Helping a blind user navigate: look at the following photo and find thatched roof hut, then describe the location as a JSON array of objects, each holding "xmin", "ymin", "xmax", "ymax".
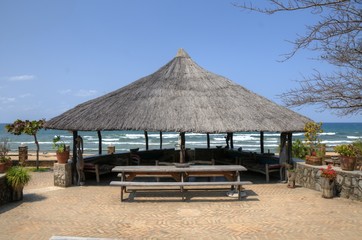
[{"xmin": 45, "ymin": 49, "xmax": 311, "ymax": 133}]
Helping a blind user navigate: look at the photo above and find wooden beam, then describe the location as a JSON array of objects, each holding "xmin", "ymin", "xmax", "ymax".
[
  {"xmin": 144, "ymin": 131, "xmax": 149, "ymax": 150},
  {"xmin": 207, "ymin": 133, "xmax": 210, "ymax": 149},
  {"xmin": 260, "ymin": 131, "xmax": 264, "ymax": 154},
  {"xmin": 97, "ymin": 131, "xmax": 102, "ymax": 155},
  {"xmin": 160, "ymin": 131, "xmax": 163, "ymax": 149}
]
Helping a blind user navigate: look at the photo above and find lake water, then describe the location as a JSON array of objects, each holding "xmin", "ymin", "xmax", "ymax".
[{"xmin": 1, "ymin": 122, "xmax": 361, "ymax": 154}]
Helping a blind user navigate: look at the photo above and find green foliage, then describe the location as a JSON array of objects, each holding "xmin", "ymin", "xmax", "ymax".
[
  {"xmin": 0, "ymin": 138, "xmax": 11, "ymax": 163},
  {"xmin": 53, "ymin": 135, "xmax": 67, "ymax": 153},
  {"xmin": 6, "ymin": 119, "xmax": 45, "ymax": 170},
  {"xmin": 304, "ymin": 122, "xmax": 323, "ymax": 154},
  {"xmin": 352, "ymin": 140, "xmax": 362, "ymax": 156},
  {"xmin": 6, "ymin": 166, "xmax": 31, "ymax": 189},
  {"xmin": 28, "ymin": 167, "xmax": 51, "ymax": 172},
  {"xmin": 292, "ymin": 139, "xmax": 309, "ymax": 159},
  {"xmin": 6, "ymin": 119, "xmax": 45, "ymax": 136},
  {"xmin": 334, "ymin": 144, "xmax": 357, "ymax": 157}
]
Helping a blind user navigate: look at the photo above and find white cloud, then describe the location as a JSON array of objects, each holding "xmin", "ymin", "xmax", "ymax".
[
  {"xmin": 58, "ymin": 89, "xmax": 98, "ymax": 97},
  {"xmin": 74, "ymin": 89, "xmax": 98, "ymax": 97},
  {"xmin": 0, "ymin": 97, "xmax": 16, "ymax": 104},
  {"xmin": 8, "ymin": 74, "xmax": 36, "ymax": 81},
  {"xmin": 19, "ymin": 93, "xmax": 32, "ymax": 98},
  {"xmin": 59, "ymin": 89, "xmax": 72, "ymax": 95}
]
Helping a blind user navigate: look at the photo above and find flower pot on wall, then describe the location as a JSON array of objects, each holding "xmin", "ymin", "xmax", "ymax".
[
  {"xmin": 340, "ymin": 156, "xmax": 356, "ymax": 171},
  {"xmin": 305, "ymin": 155, "xmax": 322, "ymax": 166},
  {"xmin": 56, "ymin": 151, "xmax": 70, "ymax": 164}
]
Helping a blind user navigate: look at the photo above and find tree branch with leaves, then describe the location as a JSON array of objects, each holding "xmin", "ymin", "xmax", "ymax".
[
  {"xmin": 6, "ymin": 119, "xmax": 45, "ymax": 170},
  {"xmin": 234, "ymin": 0, "xmax": 362, "ymax": 116}
]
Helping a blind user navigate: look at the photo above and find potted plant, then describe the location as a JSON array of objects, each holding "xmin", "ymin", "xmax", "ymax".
[
  {"xmin": 304, "ymin": 122, "xmax": 323, "ymax": 165},
  {"xmin": 0, "ymin": 138, "xmax": 12, "ymax": 173},
  {"xmin": 334, "ymin": 144, "xmax": 358, "ymax": 171},
  {"xmin": 53, "ymin": 135, "xmax": 70, "ymax": 164},
  {"xmin": 320, "ymin": 164, "xmax": 337, "ymax": 198},
  {"xmin": 6, "ymin": 166, "xmax": 31, "ymax": 201}
]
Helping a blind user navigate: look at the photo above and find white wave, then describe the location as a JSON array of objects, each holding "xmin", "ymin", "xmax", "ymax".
[
  {"xmin": 318, "ymin": 132, "xmax": 336, "ymax": 136},
  {"xmin": 102, "ymin": 138, "xmax": 120, "ymax": 142},
  {"xmin": 163, "ymin": 134, "xmax": 179, "ymax": 139},
  {"xmin": 322, "ymin": 140, "xmax": 353, "ymax": 144},
  {"xmin": 233, "ymin": 136, "xmax": 259, "ymax": 141},
  {"xmin": 347, "ymin": 136, "xmax": 362, "ymax": 139},
  {"xmin": 292, "ymin": 133, "xmax": 304, "ymax": 136},
  {"xmin": 60, "ymin": 135, "xmax": 73, "ymax": 139},
  {"xmin": 122, "ymin": 134, "xmax": 144, "ymax": 139},
  {"xmin": 37, "ymin": 141, "xmax": 56, "ymax": 144}
]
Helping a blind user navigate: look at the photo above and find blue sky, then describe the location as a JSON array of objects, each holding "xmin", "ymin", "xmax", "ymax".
[{"xmin": 0, "ymin": 0, "xmax": 360, "ymax": 123}]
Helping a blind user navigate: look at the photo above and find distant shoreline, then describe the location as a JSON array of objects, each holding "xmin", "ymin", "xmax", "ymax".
[{"xmin": 8, "ymin": 150, "xmax": 340, "ymax": 162}]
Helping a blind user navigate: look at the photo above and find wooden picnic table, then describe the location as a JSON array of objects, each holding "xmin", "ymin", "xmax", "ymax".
[{"xmin": 110, "ymin": 165, "xmax": 251, "ymax": 201}]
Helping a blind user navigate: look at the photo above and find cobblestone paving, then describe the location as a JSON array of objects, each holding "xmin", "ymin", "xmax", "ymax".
[{"xmin": 0, "ymin": 171, "xmax": 361, "ymax": 240}]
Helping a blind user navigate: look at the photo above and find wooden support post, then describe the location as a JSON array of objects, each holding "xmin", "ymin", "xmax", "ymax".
[
  {"xmin": 279, "ymin": 132, "xmax": 288, "ymax": 164},
  {"xmin": 260, "ymin": 131, "xmax": 264, "ymax": 154},
  {"xmin": 230, "ymin": 132, "xmax": 234, "ymax": 149},
  {"xmin": 180, "ymin": 132, "xmax": 186, "ymax": 163},
  {"xmin": 72, "ymin": 131, "xmax": 78, "ymax": 185},
  {"xmin": 97, "ymin": 130, "xmax": 102, "ymax": 155},
  {"xmin": 144, "ymin": 131, "xmax": 149, "ymax": 150},
  {"xmin": 207, "ymin": 133, "xmax": 210, "ymax": 149},
  {"xmin": 287, "ymin": 132, "xmax": 293, "ymax": 164},
  {"xmin": 160, "ymin": 131, "xmax": 163, "ymax": 149}
]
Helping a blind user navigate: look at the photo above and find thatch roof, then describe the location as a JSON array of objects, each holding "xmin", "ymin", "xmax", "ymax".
[{"xmin": 45, "ymin": 49, "xmax": 311, "ymax": 133}]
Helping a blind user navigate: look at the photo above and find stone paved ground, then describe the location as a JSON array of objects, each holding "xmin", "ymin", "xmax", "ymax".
[{"xmin": 0, "ymin": 170, "xmax": 361, "ymax": 240}]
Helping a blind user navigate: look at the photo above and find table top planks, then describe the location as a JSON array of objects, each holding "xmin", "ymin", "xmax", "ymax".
[{"xmin": 112, "ymin": 165, "xmax": 247, "ymax": 173}]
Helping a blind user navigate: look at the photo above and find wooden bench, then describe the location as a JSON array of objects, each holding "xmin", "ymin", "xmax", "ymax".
[
  {"xmin": 110, "ymin": 180, "xmax": 253, "ymax": 201},
  {"xmin": 246, "ymin": 163, "xmax": 284, "ymax": 183},
  {"xmin": 83, "ymin": 163, "xmax": 113, "ymax": 183}
]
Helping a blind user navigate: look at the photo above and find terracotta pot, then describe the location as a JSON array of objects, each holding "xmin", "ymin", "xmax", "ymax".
[
  {"xmin": 305, "ymin": 155, "xmax": 322, "ymax": 166},
  {"xmin": 5, "ymin": 161, "xmax": 12, "ymax": 171},
  {"xmin": 340, "ymin": 156, "xmax": 356, "ymax": 171},
  {"xmin": 11, "ymin": 187, "xmax": 24, "ymax": 201},
  {"xmin": 321, "ymin": 177, "xmax": 335, "ymax": 199},
  {"xmin": 56, "ymin": 151, "xmax": 70, "ymax": 164},
  {"xmin": 0, "ymin": 163, "xmax": 5, "ymax": 173}
]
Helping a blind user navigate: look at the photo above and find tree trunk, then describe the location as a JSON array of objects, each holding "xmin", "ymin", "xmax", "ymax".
[{"xmin": 33, "ymin": 134, "xmax": 39, "ymax": 170}]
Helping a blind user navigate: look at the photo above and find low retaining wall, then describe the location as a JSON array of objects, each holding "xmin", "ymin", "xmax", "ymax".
[
  {"xmin": 0, "ymin": 174, "xmax": 12, "ymax": 206},
  {"xmin": 296, "ymin": 162, "xmax": 362, "ymax": 201}
]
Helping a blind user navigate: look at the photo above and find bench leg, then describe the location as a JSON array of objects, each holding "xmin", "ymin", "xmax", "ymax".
[
  {"xmin": 265, "ymin": 165, "xmax": 270, "ymax": 183},
  {"xmin": 120, "ymin": 186, "xmax": 124, "ymax": 202},
  {"xmin": 279, "ymin": 167, "xmax": 284, "ymax": 182},
  {"xmin": 95, "ymin": 164, "xmax": 100, "ymax": 183}
]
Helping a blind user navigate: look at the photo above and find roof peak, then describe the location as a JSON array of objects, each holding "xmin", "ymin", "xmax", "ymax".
[{"xmin": 176, "ymin": 48, "xmax": 190, "ymax": 58}]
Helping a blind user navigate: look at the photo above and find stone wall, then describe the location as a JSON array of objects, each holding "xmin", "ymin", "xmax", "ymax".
[
  {"xmin": 0, "ymin": 174, "xmax": 12, "ymax": 206},
  {"xmin": 296, "ymin": 162, "xmax": 362, "ymax": 201},
  {"xmin": 54, "ymin": 163, "xmax": 72, "ymax": 187}
]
